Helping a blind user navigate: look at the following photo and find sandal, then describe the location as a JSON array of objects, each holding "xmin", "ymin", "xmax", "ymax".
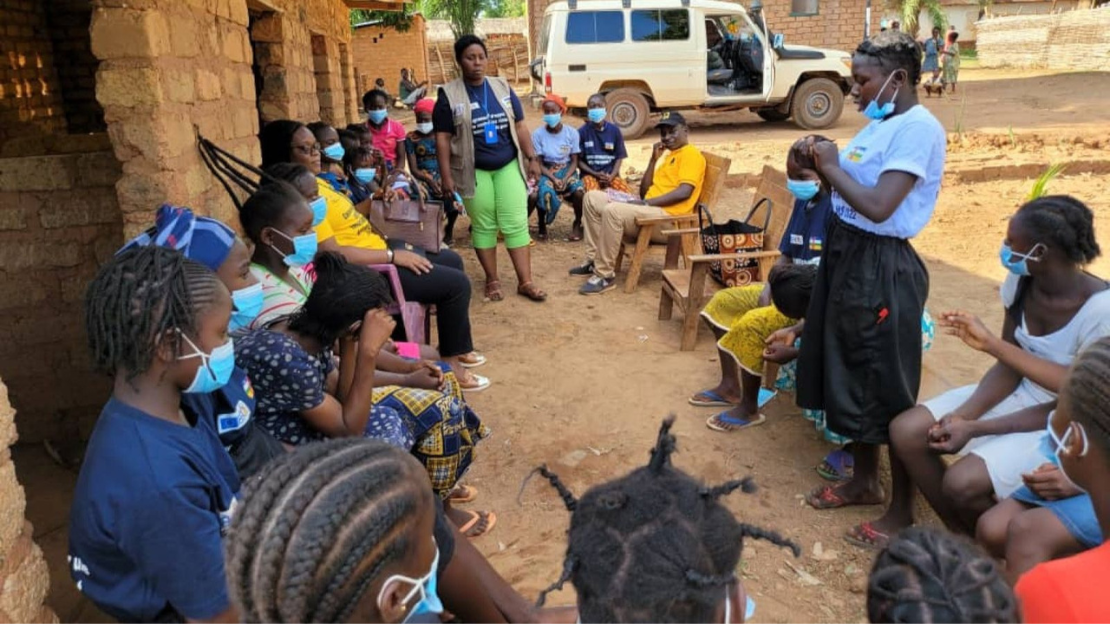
[
  {"xmin": 816, "ymin": 449, "xmax": 855, "ymax": 482},
  {"xmin": 517, "ymin": 282, "xmax": 548, "ymax": 302},
  {"xmin": 567, "ymin": 225, "xmax": 584, "ymax": 242},
  {"xmin": 459, "ymin": 373, "xmax": 491, "ymax": 393},
  {"xmin": 805, "ymin": 484, "xmax": 882, "ymax": 510},
  {"xmin": 845, "ymin": 522, "xmax": 892, "ymax": 550},
  {"xmin": 688, "ymin": 389, "xmax": 735, "ymax": 408},
  {"xmin": 484, "ymin": 279, "xmax": 504, "ymax": 302},
  {"xmin": 706, "ymin": 411, "xmax": 766, "ymax": 432},
  {"xmin": 458, "ymin": 352, "xmax": 486, "ymax": 368},
  {"xmin": 448, "ymin": 484, "xmax": 479, "ymax": 504},
  {"xmin": 457, "ymin": 510, "xmax": 498, "ymax": 538}
]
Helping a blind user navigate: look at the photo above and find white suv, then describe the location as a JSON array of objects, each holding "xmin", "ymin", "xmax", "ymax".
[{"xmin": 530, "ymin": 0, "xmax": 855, "ymax": 138}]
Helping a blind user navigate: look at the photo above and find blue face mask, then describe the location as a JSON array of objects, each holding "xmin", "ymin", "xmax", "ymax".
[
  {"xmin": 862, "ymin": 71, "xmax": 901, "ymax": 120},
  {"xmin": 309, "ymin": 196, "xmax": 327, "ymax": 227},
  {"xmin": 787, "ymin": 178, "xmax": 821, "ymax": 201},
  {"xmin": 355, "ymin": 168, "xmax": 377, "ymax": 185},
  {"xmin": 229, "ymin": 283, "xmax": 263, "ymax": 332},
  {"xmin": 322, "ymin": 143, "xmax": 345, "ymax": 161},
  {"xmin": 543, "ymin": 113, "xmax": 562, "ymax": 128},
  {"xmin": 1043, "ymin": 411, "xmax": 1089, "ymax": 492},
  {"xmin": 179, "ymin": 335, "xmax": 235, "ymax": 394},
  {"xmin": 378, "ymin": 539, "xmax": 443, "ymax": 621},
  {"xmin": 587, "ymin": 108, "xmax": 607, "ymax": 123},
  {"xmin": 271, "ymin": 229, "xmax": 318, "ymax": 268},
  {"xmin": 999, "ymin": 242, "xmax": 1044, "ymax": 276},
  {"xmin": 368, "ymin": 109, "xmax": 388, "ymax": 125}
]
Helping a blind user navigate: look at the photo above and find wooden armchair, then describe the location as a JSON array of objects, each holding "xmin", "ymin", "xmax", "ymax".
[
  {"xmin": 615, "ymin": 151, "xmax": 732, "ymax": 293},
  {"xmin": 658, "ymin": 165, "xmax": 794, "ymax": 351}
]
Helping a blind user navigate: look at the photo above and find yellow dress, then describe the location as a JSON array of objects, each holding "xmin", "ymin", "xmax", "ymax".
[{"xmin": 701, "ymin": 284, "xmax": 797, "ymax": 375}]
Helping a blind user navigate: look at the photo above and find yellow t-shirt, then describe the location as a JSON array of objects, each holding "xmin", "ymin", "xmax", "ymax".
[
  {"xmin": 645, "ymin": 144, "xmax": 707, "ymax": 216},
  {"xmin": 315, "ymin": 178, "xmax": 387, "ymax": 251}
]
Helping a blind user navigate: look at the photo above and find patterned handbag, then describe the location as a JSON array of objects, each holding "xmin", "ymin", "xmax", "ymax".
[{"xmin": 698, "ymin": 198, "xmax": 773, "ymax": 287}]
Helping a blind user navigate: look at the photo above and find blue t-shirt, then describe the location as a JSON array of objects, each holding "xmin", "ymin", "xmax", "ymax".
[
  {"xmin": 432, "ymin": 81, "xmax": 525, "ymax": 171},
  {"xmin": 69, "ymin": 398, "xmax": 240, "ymax": 622},
  {"xmin": 779, "ymin": 193, "xmax": 833, "ymax": 263},
  {"xmin": 532, "ymin": 124, "xmax": 580, "ymax": 167},
  {"xmin": 578, "ymin": 121, "xmax": 628, "ymax": 175}
]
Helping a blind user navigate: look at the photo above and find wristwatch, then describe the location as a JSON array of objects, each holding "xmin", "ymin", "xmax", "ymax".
[{"xmin": 387, "ymin": 249, "xmax": 395, "ymax": 264}]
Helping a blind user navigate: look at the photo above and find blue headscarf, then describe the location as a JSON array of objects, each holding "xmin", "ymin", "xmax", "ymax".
[{"xmin": 121, "ymin": 204, "xmax": 237, "ymax": 271}]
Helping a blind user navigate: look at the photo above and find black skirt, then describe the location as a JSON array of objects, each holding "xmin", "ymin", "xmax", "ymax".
[{"xmin": 797, "ymin": 216, "xmax": 929, "ymax": 445}]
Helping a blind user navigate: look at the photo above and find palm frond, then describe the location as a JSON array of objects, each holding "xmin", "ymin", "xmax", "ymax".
[{"xmin": 1026, "ymin": 163, "xmax": 1066, "ymax": 201}]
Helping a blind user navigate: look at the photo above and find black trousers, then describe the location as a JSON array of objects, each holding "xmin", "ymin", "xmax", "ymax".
[{"xmin": 391, "ymin": 242, "xmax": 474, "ymax": 357}]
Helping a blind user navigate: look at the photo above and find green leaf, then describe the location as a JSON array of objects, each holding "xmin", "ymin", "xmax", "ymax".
[{"xmin": 1026, "ymin": 163, "xmax": 1066, "ymax": 201}]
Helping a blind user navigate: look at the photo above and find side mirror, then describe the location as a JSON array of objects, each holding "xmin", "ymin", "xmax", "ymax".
[{"xmin": 773, "ymin": 33, "xmax": 784, "ymax": 48}]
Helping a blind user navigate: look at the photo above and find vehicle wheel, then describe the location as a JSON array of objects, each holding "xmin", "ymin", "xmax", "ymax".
[
  {"xmin": 791, "ymin": 78, "xmax": 844, "ymax": 130},
  {"xmin": 756, "ymin": 108, "xmax": 791, "ymax": 122},
  {"xmin": 605, "ymin": 88, "xmax": 651, "ymax": 140}
]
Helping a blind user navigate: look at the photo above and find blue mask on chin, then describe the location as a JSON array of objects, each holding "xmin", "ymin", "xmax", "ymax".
[
  {"xmin": 229, "ymin": 283, "xmax": 263, "ymax": 332},
  {"xmin": 862, "ymin": 71, "xmax": 901, "ymax": 120},
  {"xmin": 787, "ymin": 178, "xmax": 821, "ymax": 201}
]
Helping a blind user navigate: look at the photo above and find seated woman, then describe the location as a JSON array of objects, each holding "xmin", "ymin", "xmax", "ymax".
[
  {"xmin": 122, "ymin": 205, "xmax": 286, "ymax": 481},
  {"xmin": 407, "ymin": 97, "xmax": 464, "ymax": 246},
  {"xmin": 258, "ymin": 119, "xmax": 489, "ymax": 391},
  {"xmin": 530, "ymin": 94, "xmax": 584, "ymax": 242},
  {"xmin": 307, "ymin": 121, "xmax": 348, "ymax": 194},
  {"xmin": 689, "ymin": 137, "xmax": 830, "ymax": 431},
  {"xmin": 577, "ymin": 93, "xmax": 633, "ymax": 205},
  {"xmin": 854, "ymin": 195, "xmax": 1109, "ymax": 549},
  {"xmin": 234, "ymin": 251, "xmax": 494, "ymax": 536}
]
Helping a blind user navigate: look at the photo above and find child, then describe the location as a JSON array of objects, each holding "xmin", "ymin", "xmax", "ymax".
[
  {"xmin": 868, "ymin": 527, "xmax": 1016, "ymax": 623},
  {"xmin": 942, "ymin": 31, "xmax": 960, "ymax": 93},
  {"xmin": 530, "ymin": 93, "xmax": 584, "ymax": 242},
  {"xmin": 577, "ymin": 93, "xmax": 633, "ymax": 199},
  {"xmin": 308, "ymin": 121, "xmax": 348, "ymax": 194},
  {"xmin": 921, "ymin": 27, "xmax": 944, "ymax": 98},
  {"xmin": 69, "ymin": 246, "xmax": 240, "ymax": 622},
  {"xmin": 346, "ymin": 122, "xmax": 374, "ymax": 150},
  {"xmin": 344, "ymin": 144, "xmax": 388, "ymax": 205},
  {"xmin": 364, "ymin": 87, "xmax": 408, "ymax": 171},
  {"xmin": 407, "ymin": 97, "xmax": 463, "ymax": 245},
  {"xmin": 1016, "ymin": 337, "xmax": 1110, "ymax": 623},
  {"xmin": 226, "ymin": 438, "xmax": 444, "ymax": 623},
  {"xmin": 530, "ymin": 416, "xmax": 800, "ymax": 623}
]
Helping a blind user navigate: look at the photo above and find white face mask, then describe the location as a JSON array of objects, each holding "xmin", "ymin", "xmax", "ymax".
[
  {"xmin": 416, "ymin": 122, "xmax": 434, "ymax": 134},
  {"xmin": 1046, "ymin": 413, "xmax": 1090, "ymax": 491}
]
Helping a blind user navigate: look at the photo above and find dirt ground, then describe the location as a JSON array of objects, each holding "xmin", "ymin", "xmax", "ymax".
[{"xmin": 18, "ymin": 67, "xmax": 1110, "ymax": 623}]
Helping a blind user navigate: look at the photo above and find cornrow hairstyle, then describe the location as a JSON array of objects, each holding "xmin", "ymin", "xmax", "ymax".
[
  {"xmin": 287, "ymin": 252, "xmax": 393, "ymax": 347},
  {"xmin": 856, "ymin": 30, "xmax": 923, "ymax": 86},
  {"xmin": 788, "ymin": 134, "xmax": 832, "ymax": 171},
  {"xmin": 85, "ymin": 246, "xmax": 223, "ymax": 382},
  {"xmin": 198, "ymin": 134, "xmax": 268, "ymax": 211},
  {"xmin": 453, "ymin": 34, "xmax": 487, "ymax": 64},
  {"xmin": 532, "ymin": 416, "xmax": 800, "ymax": 623},
  {"xmin": 260, "ymin": 119, "xmax": 308, "ymax": 169},
  {"xmin": 1061, "ymin": 336, "xmax": 1110, "ymax": 456},
  {"xmin": 239, "ymin": 182, "xmax": 310, "ymax": 246},
  {"xmin": 225, "ymin": 438, "xmax": 434, "ymax": 623},
  {"xmin": 769, "ymin": 263, "xmax": 818, "ymax": 320},
  {"xmin": 1015, "ymin": 195, "xmax": 1101, "ymax": 265},
  {"xmin": 867, "ymin": 527, "xmax": 1015, "ymax": 623},
  {"xmin": 363, "ymin": 88, "xmax": 390, "ymax": 111}
]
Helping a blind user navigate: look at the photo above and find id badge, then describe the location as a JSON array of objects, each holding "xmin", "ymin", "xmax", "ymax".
[{"xmin": 483, "ymin": 121, "xmax": 497, "ymax": 144}]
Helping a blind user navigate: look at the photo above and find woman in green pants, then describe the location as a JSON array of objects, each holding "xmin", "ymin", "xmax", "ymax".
[{"xmin": 434, "ymin": 35, "xmax": 547, "ymax": 302}]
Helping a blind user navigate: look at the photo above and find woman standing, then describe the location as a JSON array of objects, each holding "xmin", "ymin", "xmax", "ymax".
[
  {"xmin": 434, "ymin": 34, "xmax": 547, "ymax": 302},
  {"xmin": 797, "ymin": 32, "xmax": 947, "ymax": 520},
  {"xmin": 922, "ymin": 27, "xmax": 943, "ymax": 90}
]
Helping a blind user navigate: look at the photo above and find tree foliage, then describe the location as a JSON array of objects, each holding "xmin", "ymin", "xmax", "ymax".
[
  {"xmin": 886, "ymin": 0, "xmax": 946, "ymax": 34},
  {"xmin": 484, "ymin": 0, "xmax": 526, "ymax": 17},
  {"xmin": 419, "ymin": 0, "xmax": 486, "ymax": 38},
  {"xmin": 349, "ymin": 5, "xmax": 417, "ymax": 31}
]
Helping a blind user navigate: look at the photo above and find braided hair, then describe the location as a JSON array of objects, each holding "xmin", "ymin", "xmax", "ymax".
[
  {"xmin": 531, "ymin": 416, "xmax": 800, "ymax": 623},
  {"xmin": 287, "ymin": 252, "xmax": 393, "ymax": 347},
  {"xmin": 769, "ymin": 263, "xmax": 818, "ymax": 320},
  {"xmin": 1015, "ymin": 195, "xmax": 1101, "ymax": 265},
  {"xmin": 1061, "ymin": 336, "xmax": 1110, "ymax": 455},
  {"xmin": 856, "ymin": 31, "xmax": 923, "ymax": 86},
  {"xmin": 225, "ymin": 438, "xmax": 434, "ymax": 623},
  {"xmin": 238, "ymin": 182, "xmax": 309, "ymax": 246},
  {"xmin": 788, "ymin": 134, "xmax": 832, "ymax": 172},
  {"xmin": 868, "ymin": 527, "xmax": 1015, "ymax": 623},
  {"xmin": 85, "ymin": 246, "xmax": 223, "ymax": 382}
]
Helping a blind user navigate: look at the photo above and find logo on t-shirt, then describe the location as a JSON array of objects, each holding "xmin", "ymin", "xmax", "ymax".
[
  {"xmin": 809, "ymin": 237, "xmax": 823, "ymax": 252},
  {"xmin": 790, "ymin": 234, "xmax": 804, "ymax": 245},
  {"xmin": 846, "ymin": 146, "xmax": 866, "ymax": 163},
  {"xmin": 243, "ymin": 377, "xmax": 254, "ymax": 399}
]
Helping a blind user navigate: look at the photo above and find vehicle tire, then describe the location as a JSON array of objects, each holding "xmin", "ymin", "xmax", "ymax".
[
  {"xmin": 605, "ymin": 88, "xmax": 651, "ymax": 140},
  {"xmin": 756, "ymin": 108, "xmax": 791, "ymax": 122},
  {"xmin": 790, "ymin": 78, "xmax": 844, "ymax": 130}
]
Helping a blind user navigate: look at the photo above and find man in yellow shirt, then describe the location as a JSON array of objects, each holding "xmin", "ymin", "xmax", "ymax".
[{"xmin": 571, "ymin": 112, "xmax": 706, "ymax": 295}]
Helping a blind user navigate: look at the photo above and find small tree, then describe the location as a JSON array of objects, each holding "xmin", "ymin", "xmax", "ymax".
[
  {"xmin": 349, "ymin": 6, "xmax": 417, "ymax": 31},
  {"xmin": 887, "ymin": 0, "xmax": 946, "ymax": 35},
  {"xmin": 420, "ymin": 0, "xmax": 488, "ymax": 38}
]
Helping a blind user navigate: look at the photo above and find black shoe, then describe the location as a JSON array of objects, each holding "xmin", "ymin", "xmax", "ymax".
[{"xmin": 569, "ymin": 261, "xmax": 594, "ymax": 276}]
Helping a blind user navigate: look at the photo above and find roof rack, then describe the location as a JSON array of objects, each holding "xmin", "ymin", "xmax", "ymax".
[{"xmin": 568, "ymin": 0, "xmax": 690, "ymax": 8}]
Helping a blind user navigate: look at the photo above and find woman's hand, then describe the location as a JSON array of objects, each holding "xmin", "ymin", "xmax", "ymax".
[
  {"xmin": 811, "ymin": 140, "xmax": 839, "ymax": 176},
  {"xmin": 359, "ymin": 309, "xmax": 396, "ymax": 355},
  {"xmin": 527, "ymin": 157, "xmax": 543, "ymax": 181},
  {"xmin": 441, "ymin": 174, "xmax": 457, "ymax": 197},
  {"xmin": 1022, "ymin": 463, "xmax": 1083, "ymax": 501},
  {"xmin": 429, "ymin": 177, "xmax": 443, "ymax": 196},
  {"xmin": 766, "ymin": 322, "xmax": 804, "ymax": 347},
  {"xmin": 392, "ymin": 249, "xmax": 434, "ymax": 275},
  {"xmin": 940, "ymin": 310, "xmax": 999, "ymax": 354},
  {"xmin": 927, "ymin": 413, "xmax": 978, "ymax": 454},
  {"xmin": 404, "ymin": 361, "xmax": 446, "ymax": 390},
  {"xmin": 763, "ymin": 343, "xmax": 799, "ymax": 364}
]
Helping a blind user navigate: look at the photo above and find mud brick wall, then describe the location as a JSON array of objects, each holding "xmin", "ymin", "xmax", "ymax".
[
  {"xmin": 351, "ymin": 15, "xmax": 430, "ymax": 102},
  {"xmin": 0, "ymin": 135, "xmax": 122, "ymax": 444},
  {"xmin": 0, "ymin": 0, "xmax": 69, "ymax": 141},
  {"xmin": 977, "ymin": 7, "xmax": 1110, "ymax": 71},
  {"xmin": 0, "ymin": 381, "xmax": 57, "ymax": 623},
  {"xmin": 46, "ymin": 0, "xmax": 105, "ymax": 134}
]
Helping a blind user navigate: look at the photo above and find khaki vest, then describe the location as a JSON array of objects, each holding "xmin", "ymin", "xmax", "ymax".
[{"xmin": 441, "ymin": 76, "xmax": 528, "ymax": 198}]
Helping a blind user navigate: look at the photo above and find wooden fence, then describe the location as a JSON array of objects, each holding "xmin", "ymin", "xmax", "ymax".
[{"xmin": 427, "ymin": 35, "xmax": 532, "ymax": 86}]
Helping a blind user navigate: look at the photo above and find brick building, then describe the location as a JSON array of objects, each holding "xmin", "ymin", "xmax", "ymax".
[
  {"xmin": 0, "ymin": 0, "xmax": 396, "ymax": 617},
  {"xmin": 351, "ymin": 13, "xmax": 430, "ymax": 103}
]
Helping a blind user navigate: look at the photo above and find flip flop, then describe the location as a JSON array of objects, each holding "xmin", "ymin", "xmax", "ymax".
[
  {"xmin": 816, "ymin": 449, "xmax": 855, "ymax": 482},
  {"xmin": 458, "ymin": 352, "xmax": 486, "ymax": 368},
  {"xmin": 689, "ymin": 390, "xmax": 735, "ymax": 408},
  {"xmin": 459, "ymin": 374, "xmax": 491, "ymax": 393},
  {"xmin": 448, "ymin": 484, "xmax": 478, "ymax": 504},
  {"xmin": 706, "ymin": 411, "xmax": 766, "ymax": 433},
  {"xmin": 458, "ymin": 510, "xmax": 498, "ymax": 538},
  {"xmin": 844, "ymin": 522, "xmax": 891, "ymax": 550}
]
